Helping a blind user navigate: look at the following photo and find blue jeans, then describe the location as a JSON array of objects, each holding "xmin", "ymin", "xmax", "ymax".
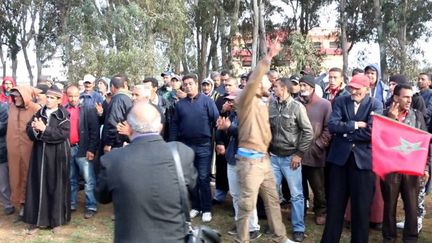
[
  {"xmin": 188, "ymin": 143, "xmax": 212, "ymax": 213},
  {"xmin": 227, "ymin": 163, "xmax": 260, "ymax": 232},
  {"xmin": 271, "ymin": 155, "xmax": 305, "ymax": 232},
  {"xmin": 70, "ymin": 146, "xmax": 97, "ymax": 211}
]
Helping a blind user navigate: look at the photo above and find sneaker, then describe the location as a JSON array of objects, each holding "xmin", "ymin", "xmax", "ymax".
[
  {"xmin": 228, "ymin": 225, "xmax": 237, "ymax": 235},
  {"xmin": 70, "ymin": 206, "xmax": 77, "ymax": 212},
  {"xmin": 396, "ymin": 220, "xmax": 405, "ymax": 229},
  {"xmin": 190, "ymin": 209, "xmax": 200, "ymax": 218},
  {"xmin": 84, "ymin": 209, "xmax": 96, "ymax": 219},
  {"xmin": 4, "ymin": 206, "xmax": 15, "ymax": 215},
  {"xmin": 249, "ymin": 230, "xmax": 262, "ymax": 240},
  {"xmin": 292, "ymin": 231, "xmax": 305, "ymax": 242},
  {"xmin": 418, "ymin": 218, "xmax": 423, "ymax": 232},
  {"xmin": 202, "ymin": 212, "xmax": 212, "ymax": 222}
]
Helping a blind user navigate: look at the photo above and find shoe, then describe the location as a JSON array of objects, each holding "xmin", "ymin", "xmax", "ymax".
[
  {"xmin": 369, "ymin": 222, "xmax": 382, "ymax": 231},
  {"xmin": 84, "ymin": 209, "xmax": 96, "ymax": 219},
  {"xmin": 26, "ymin": 225, "xmax": 39, "ymax": 235},
  {"xmin": 202, "ymin": 212, "xmax": 212, "ymax": 222},
  {"xmin": 344, "ymin": 220, "xmax": 351, "ymax": 229},
  {"xmin": 212, "ymin": 199, "xmax": 223, "ymax": 205},
  {"xmin": 228, "ymin": 225, "xmax": 237, "ymax": 235},
  {"xmin": 70, "ymin": 206, "xmax": 77, "ymax": 212},
  {"xmin": 190, "ymin": 209, "xmax": 200, "ymax": 218},
  {"xmin": 315, "ymin": 215, "xmax": 326, "ymax": 225},
  {"xmin": 4, "ymin": 206, "xmax": 15, "ymax": 215},
  {"xmin": 111, "ymin": 214, "xmax": 115, "ymax": 221},
  {"xmin": 306, "ymin": 200, "xmax": 310, "ymax": 209},
  {"xmin": 264, "ymin": 226, "xmax": 272, "ymax": 235},
  {"xmin": 418, "ymin": 218, "xmax": 423, "ymax": 233},
  {"xmin": 249, "ymin": 230, "xmax": 262, "ymax": 240},
  {"xmin": 396, "ymin": 220, "xmax": 405, "ymax": 229},
  {"xmin": 292, "ymin": 231, "xmax": 305, "ymax": 242},
  {"xmin": 52, "ymin": 226, "xmax": 62, "ymax": 233}
]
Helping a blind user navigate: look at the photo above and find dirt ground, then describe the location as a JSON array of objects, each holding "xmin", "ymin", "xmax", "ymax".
[{"xmin": 0, "ymin": 191, "xmax": 431, "ymax": 242}]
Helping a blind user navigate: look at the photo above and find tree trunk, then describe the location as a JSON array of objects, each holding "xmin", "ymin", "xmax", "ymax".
[
  {"xmin": 258, "ymin": 0, "xmax": 267, "ymax": 60},
  {"xmin": 221, "ymin": 0, "xmax": 240, "ymax": 71},
  {"xmin": 340, "ymin": 0, "xmax": 349, "ymax": 82},
  {"xmin": 0, "ymin": 47, "xmax": 6, "ymax": 78},
  {"xmin": 199, "ymin": 32, "xmax": 209, "ymax": 81},
  {"xmin": 251, "ymin": 0, "xmax": 259, "ymax": 68},
  {"xmin": 373, "ymin": 0, "xmax": 386, "ymax": 81},
  {"xmin": 398, "ymin": 0, "xmax": 408, "ymax": 73},
  {"xmin": 22, "ymin": 44, "xmax": 34, "ymax": 86}
]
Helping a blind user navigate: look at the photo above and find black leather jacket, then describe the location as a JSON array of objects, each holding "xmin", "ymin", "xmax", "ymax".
[{"xmin": 269, "ymin": 96, "xmax": 314, "ymax": 157}]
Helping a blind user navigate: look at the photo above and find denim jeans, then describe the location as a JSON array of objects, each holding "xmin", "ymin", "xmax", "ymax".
[
  {"xmin": 70, "ymin": 146, "xmax": 97, "ymax": 211},
  {"xmin": 227, "ymin": 163, "xmax": 260, "ymax": 232},
  {"xmin": 271, "ymin": 155, "xmax": 305, "ymax": 232},
  {"xmin": 188, "ymin": 143, "xmax": 213, "ymax": 213},
  {"xmin": 0, "ymin": 163, "xmax": 13, "ymax": 209}
]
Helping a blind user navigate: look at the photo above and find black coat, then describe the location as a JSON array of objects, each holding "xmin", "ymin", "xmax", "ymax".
[
  {"xmin": 0, "ymin": 102, "xmax": 8, "ymax": 163},
  {"xmin": 23, "ymin": 105, "xmax": 71, "ymax": 227},
  {"xmin": 64, "ymin": 104, "xmax": 100, "ymax": 157},
  {"xmin": 327, "ymin": 95, "xmax": 383, "ymax": 170},
  {"xmin": 95, "ymin": 135, "xmax": 196, "ymax": 243},
  {"xmin": 102, "ymin": 91, "xmax": 133, "ymax": 148}
]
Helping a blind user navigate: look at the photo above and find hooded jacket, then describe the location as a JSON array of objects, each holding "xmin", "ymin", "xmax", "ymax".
[
  {"xmin": 6, "ymin": 85, "xmax": 41, "ymax": 205},
  {"xmin": 364, "ymin": 64, "xmax": 389, "ymax": 105},
  {"xmin": 1, "ymin": 76, "xmax": 16, "ymax": 104}
]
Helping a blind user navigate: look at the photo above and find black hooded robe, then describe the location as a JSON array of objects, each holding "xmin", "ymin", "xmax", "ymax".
[{"xmin": 23, "ymin": 105, "xmax": 71, "ymax": 228}]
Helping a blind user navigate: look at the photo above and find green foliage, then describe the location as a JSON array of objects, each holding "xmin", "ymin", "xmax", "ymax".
[
  {"xmin": 281, "ymin": 32, "xmax": 324, "ymax": 74},
  {"xmin": 61, "ymin": 0, "xmax": 188, "ymax": 84}
]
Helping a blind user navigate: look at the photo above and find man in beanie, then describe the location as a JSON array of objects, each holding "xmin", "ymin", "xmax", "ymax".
[
  {"xmin": 298, "ymin": 75, "xmax": 332, "ymax": 225},
  {"xmin": 269, "ymin": 76, "xmax": 314, "ymax": 242},
  {"xmin": 321, "ymin": 74, "xmax": 383, "ymax": 243},
  {"xmin": 24, "ymin": 86, "xmax": 71, "ymax": 233}
]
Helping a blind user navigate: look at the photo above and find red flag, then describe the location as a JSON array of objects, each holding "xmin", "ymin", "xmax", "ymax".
[{"xmin": 372, "ymin": 114, "xmax": 431, "ymax": 178}]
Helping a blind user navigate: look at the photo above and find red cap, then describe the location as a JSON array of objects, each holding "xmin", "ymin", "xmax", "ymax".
[{"xmin": 348, "ymin": 74, "xmax": 370, "ymax": 89}]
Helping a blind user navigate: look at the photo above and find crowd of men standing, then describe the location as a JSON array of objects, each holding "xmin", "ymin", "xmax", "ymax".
[{"xmin": 0, "ymin": 41, "xmax": 431, "ymax": 242}]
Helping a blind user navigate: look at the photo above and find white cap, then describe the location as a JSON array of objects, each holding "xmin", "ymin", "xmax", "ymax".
[{"xmin": 83, "ymin": 74, "xmax": 96, "ymax": 83}]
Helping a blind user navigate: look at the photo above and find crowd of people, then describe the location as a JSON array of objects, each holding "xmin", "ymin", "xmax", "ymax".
[{"xmin": 0, "ymin": 40, "xmax": 431, "ymax": 243}]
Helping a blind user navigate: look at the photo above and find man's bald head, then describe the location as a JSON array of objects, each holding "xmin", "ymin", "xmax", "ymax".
[
  {"xmin": 66, "ymin": 85, "xmax": 80, "ymax": 107},
  {"xmin": 127, "ymin": 102, "xmax": 161, "ymax": 134}
]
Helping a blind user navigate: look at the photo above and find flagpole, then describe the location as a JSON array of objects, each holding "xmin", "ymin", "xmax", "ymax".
[{"xmin": 371, "ymin": 113, "xmax": 431, "ymax": 135}]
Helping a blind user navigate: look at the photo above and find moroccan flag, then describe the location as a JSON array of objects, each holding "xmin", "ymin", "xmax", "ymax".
[{"xmin": 372, "ymin": 114, "xmax": 431, "ymax": 178}]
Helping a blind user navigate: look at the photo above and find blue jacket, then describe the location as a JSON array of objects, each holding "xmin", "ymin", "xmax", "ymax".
[
  {"xmin": 365, "ymin": 64, "xmax": 389, "ymax": 105},
  {"xmin": 327, "ymin": 95, "xmax": 383, "ymax": 169}
]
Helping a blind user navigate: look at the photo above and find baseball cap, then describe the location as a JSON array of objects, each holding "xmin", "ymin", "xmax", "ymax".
[
  {"xmin": 348, "ymin": 74, "xmax": 370, "ymax": 89},
  {"xmin": 83, "ymin": 74, "xmax": 96, "ymax": 84},
  {"xmin": 290, "ymin": 75, "xmax": 301, "ymax": 84},
  {"xmin": 201, "ymin": 78, "xmax": 213, "ymax": 85},
  {"xmin": 161, "ymin": 71, "xmax": 173, "ymax": 77}
]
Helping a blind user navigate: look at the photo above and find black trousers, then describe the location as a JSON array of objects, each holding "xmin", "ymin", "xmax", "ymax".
[
  {"xmin": 302, "ymin": 165, "xmax": 326, "ymax": 216},
  {"xmin": 215, "ymin": 154, "xmax": 229, "ymax": 193},
  {"xmin": 321, "ymin": 154, "xmax": 375, "ymax": 243},
  {"xmin": 381, "ymin": 173, "xmax": 420, "ymax": 243}
]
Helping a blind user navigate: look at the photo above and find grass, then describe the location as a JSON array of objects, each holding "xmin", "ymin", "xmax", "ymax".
[{"xmin": 0, "ymin": 189, "xmax": 431, "ymax": 242}]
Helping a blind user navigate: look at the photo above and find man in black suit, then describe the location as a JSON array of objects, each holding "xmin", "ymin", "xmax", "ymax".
[
  {"xmin": 95, "ymin": 102, "xmax": 196, "ymax": 243},
  {"xmin": 321, "ymin": 74, "xmax": 383, "ymax": 243}
]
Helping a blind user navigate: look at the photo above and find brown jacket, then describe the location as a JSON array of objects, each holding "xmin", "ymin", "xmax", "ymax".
[
  {"xmin": 237, "ymin": 60, "xmax": 271, "ymax": 153},
  {"xmin": 6, "ymin": 85, "xmax": 40, "ymax": 205},
  {"xmin": 299, "ymin": 93, "xmax": 332, "ymax": 167}
]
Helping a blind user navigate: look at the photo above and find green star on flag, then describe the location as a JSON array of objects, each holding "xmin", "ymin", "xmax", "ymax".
[{"xmin": 392, "ymin": 138, "xmax": 427, "ymax": 155}]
